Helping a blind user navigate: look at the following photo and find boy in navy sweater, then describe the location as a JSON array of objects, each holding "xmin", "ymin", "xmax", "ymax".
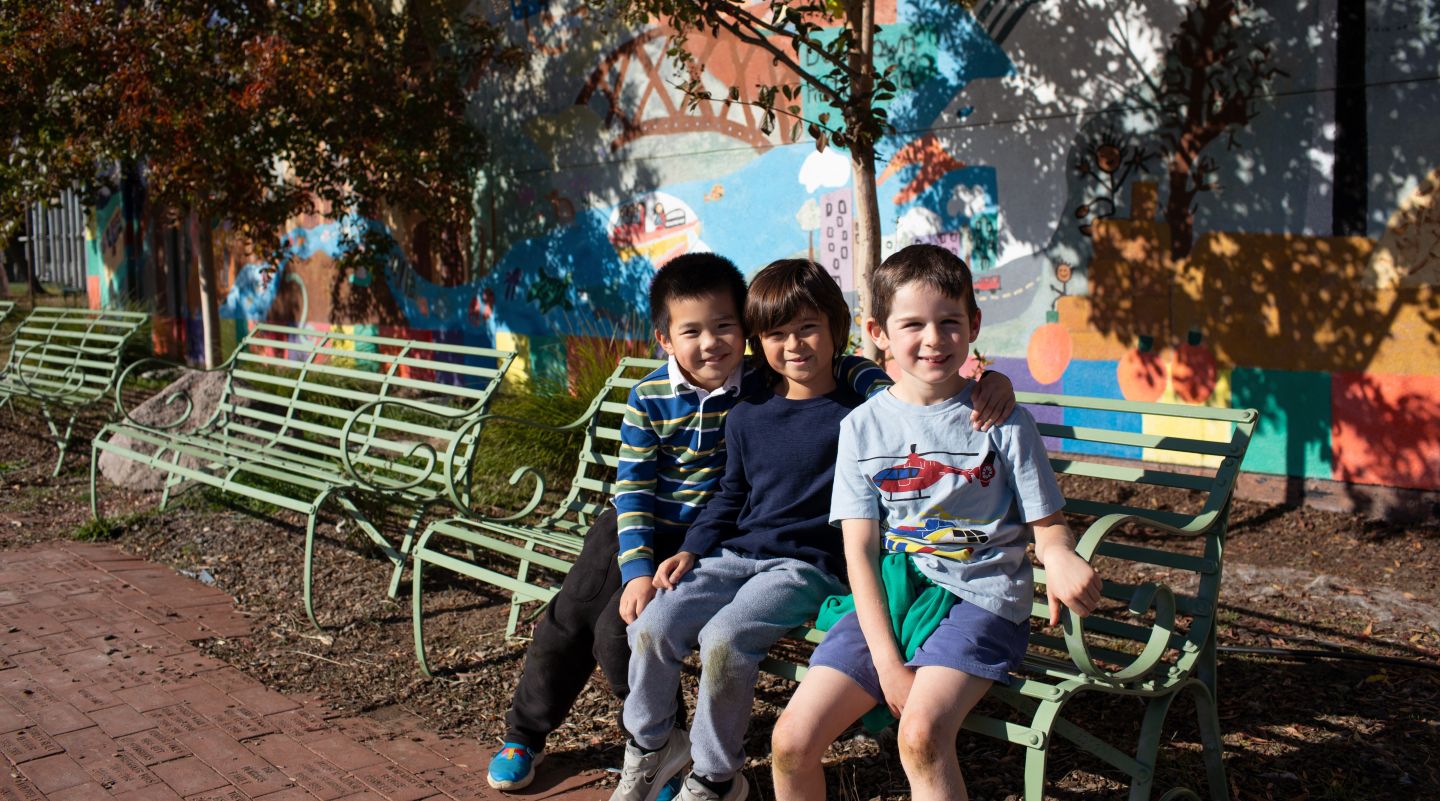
[{"xmin": 612, "ymin": 260, "xmax": 867, "ymax": 801}]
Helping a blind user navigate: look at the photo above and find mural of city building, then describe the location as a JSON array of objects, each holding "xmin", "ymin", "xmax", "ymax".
[{"xmin": 84, "ymin": 0, "xmax": 1440, "ymax": 498}]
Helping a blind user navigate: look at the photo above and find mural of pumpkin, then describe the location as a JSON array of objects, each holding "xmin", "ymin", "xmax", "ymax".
[
  {"xmin": 1026, "ymin": 310, "xmax": 1072, "ymax": 385},
  {"xmin": 1118, "ymin": 336, "xmax": 1167, "ymax": 402},
  {"xmin": 1170, "ymin": 331, "xmax": 1218, "ymax": 404}
]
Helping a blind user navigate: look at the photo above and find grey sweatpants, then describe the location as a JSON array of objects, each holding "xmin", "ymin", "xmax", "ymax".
[{"xmin": 622, "ymin": 548, "xmax": 845, "ymax": 780}]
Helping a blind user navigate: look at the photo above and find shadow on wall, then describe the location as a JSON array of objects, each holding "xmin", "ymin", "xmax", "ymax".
[{"xmin": 1064, "ymin": 180, "xmax": 1440, "ymax": 495}]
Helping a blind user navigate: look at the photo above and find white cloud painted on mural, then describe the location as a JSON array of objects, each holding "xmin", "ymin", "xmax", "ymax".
[
  {"xmin": 896, "ymin": 207, "xmax": 944, "ymax": 239},
  {"xmin": 798, "ymin": 149, "xmax": 852, "ymax": 194}
]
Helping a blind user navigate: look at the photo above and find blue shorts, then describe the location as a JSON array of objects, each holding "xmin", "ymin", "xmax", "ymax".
[{"xmin": 808, "ymin": 602, "xmax": 1029, "ymax": 700}]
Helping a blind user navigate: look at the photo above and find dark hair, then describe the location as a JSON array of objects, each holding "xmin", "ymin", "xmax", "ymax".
[
  {"xmin": 745, "ymin": 260, "xmax": 851, "ymax": 374},
  {"xmin": 869, "ymin": 244, "xmax": 978, "ymax": 328},
  {"xmin": 649, "ymin": 253, "xmax": 747, "ymax": 334}
]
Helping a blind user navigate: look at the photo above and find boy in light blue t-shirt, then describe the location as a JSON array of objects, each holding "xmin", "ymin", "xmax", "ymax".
[{"xmin": 770, "ymin": 244, "xmax": 1104, "ymax": 801}]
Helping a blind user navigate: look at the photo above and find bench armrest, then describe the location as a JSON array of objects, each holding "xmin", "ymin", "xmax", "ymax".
[
  {"xmin": 9, "ymin": 341, "xmax": 91, "ymax": 400},
  {"xmin": 111, "ymin": 357, "xmax": 227, "ymax": 433},
  {"xmin": 1059, "ymin": 512, "xmax": 1214, "ymax": 683},
  {"xmin": 446, "ymin": 410, "xmax": 599, "ymax": 522},
  {"xmin": 336, "ymin": 398, "xmax": 470, "ymax": 494}
]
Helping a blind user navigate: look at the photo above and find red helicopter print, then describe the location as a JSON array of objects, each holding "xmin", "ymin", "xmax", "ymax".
[{"xmin": 860, "ymin": 446, "xmax": 998, "ymax": 502}]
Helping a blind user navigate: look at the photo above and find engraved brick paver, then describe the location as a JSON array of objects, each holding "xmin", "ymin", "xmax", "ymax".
[
  {"xmin": 91, "ymin": 700, "xmax": 161, "ymax": 737},
  {"xmin": 0, "ymin": 543, "xmax": 613, "ymax": 801},
  {"xmin": 118, "ymin": 727, "xmax": 192, "ymax": 766},
  {"xmin": 47, "ymin": 780, "xmax": 114, "ymax": 800},
  {"xmin": 18, "ymin": 752, "xmax": 91, "ymax": 793},
  {"xmin": 152, "ymin": 756, "xmax": 231, "ymax": 796}
]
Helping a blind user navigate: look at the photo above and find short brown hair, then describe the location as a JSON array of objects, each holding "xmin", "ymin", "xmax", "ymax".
[
  {"xmin": 869, "ymin": 244, "xmax": 978, "ymax": 329},
  {"xmin": 745, "ymin": 259, "xmax": 851, "ymax": 376},
  {"xmin": 649, "ymin": 253, "xmax": 747, "ymax": 335}
]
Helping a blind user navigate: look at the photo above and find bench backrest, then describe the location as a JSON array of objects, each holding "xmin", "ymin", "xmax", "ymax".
[
  {"xmin": 4, "ymin": 307, "xmax": 150, "ymax": 403},
  {"xmin": 216, "ymin": 323, "xmax": 514, "ymax": 496},
  {"xmin": 1017, "ymin": 391, "xmax": 1257, "ymax": 684},
  {"xmin": 530, "ymin": 356, "xmax": 667, "ymax": 534}
]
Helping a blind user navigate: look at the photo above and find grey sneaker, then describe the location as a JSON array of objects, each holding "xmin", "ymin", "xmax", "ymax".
[
  {"xmin": 609, "ymin": 728, "xmax": 692, "ymax": 801},
  {"xmin": 675, "ymin": 772, "xmax": 749, "ymax": 801}
]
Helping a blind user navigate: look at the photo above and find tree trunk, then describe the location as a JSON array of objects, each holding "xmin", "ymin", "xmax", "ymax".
[
  {"xmin": 848, "ymin": 0, "xmax": 881, "ymax": 362},
  {"xmin": 190, "ymin": 209, "xmax": 222, "ymax": 368},
  {"xmin": 851, "ymin": 140, "xmax": 882, "ymax": 361}
]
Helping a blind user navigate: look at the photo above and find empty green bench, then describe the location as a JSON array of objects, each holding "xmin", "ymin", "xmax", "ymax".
[
  {"xmin": 408, "ymin": 356, "xmax": 661, "ymax": 676},
  {"xmin": 760, "ymin": 393, "xmax": 1257, "ymax": 801},
  {"xmin": 90, "ymin": 322, "xmax": 515, "ymax": 627},
  {"xmin": 0, "ymin": 306, "xmax": 151, "ymax": 474}
]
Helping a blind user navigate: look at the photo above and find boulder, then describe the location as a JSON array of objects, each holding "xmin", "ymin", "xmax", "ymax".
[{"xmin": 97, "ymin": 370, "xmax": 271, "ymax": 491}]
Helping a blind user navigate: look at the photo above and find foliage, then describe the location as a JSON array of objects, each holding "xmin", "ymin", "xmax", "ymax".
[
  {"xmin": 467, "ymin": 322, "xmax": 654, "ymax": 511},
  {"xmin": 597, "ymin": 1, "xmax": 896, "ymax": 152},
  {"xmin": 0, "ymin": 1, "xmax": 522, "ymax": 262},
  {"xmin": 590, "ymin": 0, "xmax": 924, "ymax": 355}
]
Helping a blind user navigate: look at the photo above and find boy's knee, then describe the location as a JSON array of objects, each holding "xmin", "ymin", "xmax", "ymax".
[
  {"xmin": 897, "ymin": 714, "xmax": 949, "ymax": 768},
  {"xmin": 628, "ymin": 613, "xmax": 665, "ymax": 654},
  {"xmin": 770, "ymin": 712, "xmax": 822, "ymax": 773}
]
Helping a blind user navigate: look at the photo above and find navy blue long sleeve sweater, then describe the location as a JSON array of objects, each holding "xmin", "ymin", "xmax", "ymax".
[{"xmin": 679, "ymin": 386, "xmax": 863, "ymax": 578}]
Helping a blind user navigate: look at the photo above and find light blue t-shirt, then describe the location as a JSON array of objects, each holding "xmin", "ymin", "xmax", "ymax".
[{"xmin": 830, "ymin": 383, "xmax": 1065, "ymax": 623}]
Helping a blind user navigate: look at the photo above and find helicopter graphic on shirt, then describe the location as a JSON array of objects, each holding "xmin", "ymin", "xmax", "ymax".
[
  {"xmin": 884, "ymin": 519, "xmax": 991, "ymax": 561},
  {"xmin": 859, "ymin": 445, "xmax": 997, "ymax": 502}
]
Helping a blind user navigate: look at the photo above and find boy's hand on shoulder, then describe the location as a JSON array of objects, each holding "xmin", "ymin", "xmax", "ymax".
[
  {"xmin": 1042, "ymin": 548, "xmax": 1102, "ymax": 626},
  {"xmin": 653, "ymin": 552, "xmax": 697, "ymax": 590},
  {"xmin": 619, "ymin": 576, "xmax": 657, "ymax": 624},
  {"xmin": 971, "ymin": 370, "xmax": 1016, "ymax": 432}
]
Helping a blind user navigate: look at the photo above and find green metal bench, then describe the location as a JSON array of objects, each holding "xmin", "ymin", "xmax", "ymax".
[
  {"xmin": 0, "ymin": 306, "xmax": 151, "ymax": 474},
  {"xmin": 408, "ymin": 356, "xmax": 662, "ymax": 677},
  {"xmin": 759, "ymin": 393, "xmax": 1257, "ymax": 801},
  {"xmin": 90, "ymin": 322, "xmax": 515, "ymax": 628}
]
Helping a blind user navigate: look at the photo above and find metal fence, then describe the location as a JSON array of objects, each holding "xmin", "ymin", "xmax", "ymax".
[{"xmin": 22, "ymin": 190, "xmax": 88, "ymax": 293}]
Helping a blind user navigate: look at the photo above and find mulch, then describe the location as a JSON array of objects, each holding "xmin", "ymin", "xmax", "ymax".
[{"xmin": 1, "ymin": 404, "xmax": 1438, "ymax": 800}]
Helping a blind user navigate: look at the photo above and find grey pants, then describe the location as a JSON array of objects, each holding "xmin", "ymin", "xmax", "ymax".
[{"xmin": 622, "ymin": 549, "xmax": 845, "ymax": 780}]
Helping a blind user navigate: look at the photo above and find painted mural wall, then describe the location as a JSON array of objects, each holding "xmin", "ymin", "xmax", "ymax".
[{"xmin": 87, "ymin": 0, "xmax": 1440, "ymax": 495}]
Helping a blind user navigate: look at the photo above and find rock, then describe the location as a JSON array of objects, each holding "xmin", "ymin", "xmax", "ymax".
[{"xmin": 97, "ymin": 370, "xmax": 277, "ymax": 491}]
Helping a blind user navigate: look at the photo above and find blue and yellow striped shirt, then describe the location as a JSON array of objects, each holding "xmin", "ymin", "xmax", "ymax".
[{"xmin": 614, "ymin": 354, "xmax": 889, "ymax": 583}]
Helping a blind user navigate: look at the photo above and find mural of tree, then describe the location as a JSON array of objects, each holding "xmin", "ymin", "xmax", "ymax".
[{"xmin": 1156, "ymin": 0, "xmax": 1284, "ymax": 260}]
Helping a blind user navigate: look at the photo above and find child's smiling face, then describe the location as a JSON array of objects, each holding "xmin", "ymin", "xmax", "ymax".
[
  {"xmin": 758, "ymin": 307, "xmax": 837, "ymax": 399},
  {"xmin": 870, "ymin": 281, "xmax": 980, "ymax": 403},
  {"xmin": 655, "ymin": 291, "xmax": 746, "ymax": 391}
]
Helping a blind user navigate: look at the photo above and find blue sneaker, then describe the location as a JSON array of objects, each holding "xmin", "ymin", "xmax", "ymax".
[
  {"xmin": 488, "ymin": 742, "xmax": 543, "ymax": 790},
  {"xmin": 656, "ymin": 775, "xmax": 684, "ymax": 801}
]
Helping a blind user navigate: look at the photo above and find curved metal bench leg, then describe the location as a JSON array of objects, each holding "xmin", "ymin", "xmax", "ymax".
[
  {"xmin": 1129, "ymin": 692, "xmax": 1181, "ymax": 801},
  {"xmin": 39, "ymin": 407, "xmax": 77, "ymax": 476},
  {"xmin": 1022, "ymin": 700, "xmax": 1062, "ymax": 801},
  {"xmin": 386, "ymin": 503, "xmax": 430, "ymax": 599},
  {"xmin": 303, "ymin": 489, "xmax": 338, "ymax": 632},
  {"xmin": 89, "ymin": 437, "xmax": 104, "ymax": 521},
  {"xmin": 411, "ymin": 528, "xmax": 436, "ymax": 678},
  {"xmin": 1186, "ymin": 680, "xmax": 1229, "ymax": 801},
  {"xmin": 159, "ymin": 450, "xmax": 184, "ymax": 511},
  {"xmin": 506, "ymin": 541, "xmax": 539, "ymax": 639}
]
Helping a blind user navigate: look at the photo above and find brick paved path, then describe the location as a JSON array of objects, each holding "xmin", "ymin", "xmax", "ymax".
[{"xmin": 0, "ymin": 542, "xmax": 611, "ymax": 801}]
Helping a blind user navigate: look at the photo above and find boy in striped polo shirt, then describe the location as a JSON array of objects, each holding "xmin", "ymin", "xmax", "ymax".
[{"xmin": 488, "ymin": 253, "xmax": 1015, "ymax": 793}]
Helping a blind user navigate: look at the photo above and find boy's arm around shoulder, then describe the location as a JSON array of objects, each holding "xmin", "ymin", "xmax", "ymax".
[{"xmin": 834, "ymin": 353, "xmax": 1016, "ymax": 429}]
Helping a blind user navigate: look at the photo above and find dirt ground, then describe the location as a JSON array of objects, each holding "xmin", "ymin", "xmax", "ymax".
[{"xmin": 1, "ymin": 403, "xmax": 1438, "ymax": 801}]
